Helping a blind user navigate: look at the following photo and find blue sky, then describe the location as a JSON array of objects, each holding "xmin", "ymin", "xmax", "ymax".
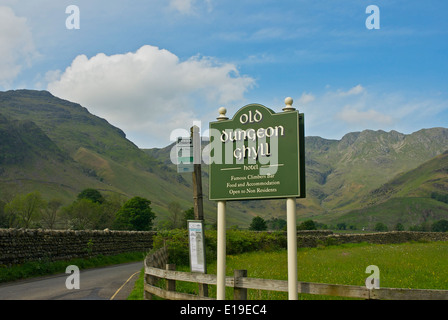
[{"xmin": 1, "ymin": 0, "xmax": 447, "ymax": 148}]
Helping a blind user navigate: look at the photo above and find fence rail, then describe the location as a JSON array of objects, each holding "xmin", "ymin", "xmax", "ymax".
[
  {"xmin": 144, "ymin": 264, "xmax": 448, "ymax": 300},
  {"xmin": 143, "ymin": 246, "xmax": 448, "ymax": 300}
]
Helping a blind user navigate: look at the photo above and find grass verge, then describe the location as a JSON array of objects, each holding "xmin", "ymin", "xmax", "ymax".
[{"xmin": 129, "ymin": 241, "xmax": 448, "ymax": 300}]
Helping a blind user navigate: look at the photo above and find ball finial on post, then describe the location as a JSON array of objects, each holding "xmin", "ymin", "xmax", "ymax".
[
  {"xmin": 217, "ymin": 107, "xmax": 228, "ymax": 121},
  {"xmin": 282, "ymin": 97, "xmax": 295, "ymax": 112}
]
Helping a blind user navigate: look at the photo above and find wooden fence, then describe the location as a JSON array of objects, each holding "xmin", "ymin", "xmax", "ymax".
[{"xmin": 144, "ymin": 247, "xmax": 448, "ymax": 300}]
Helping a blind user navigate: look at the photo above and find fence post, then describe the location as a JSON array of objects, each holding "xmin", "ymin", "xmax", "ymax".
[
  {"xmin": 199, "ymin": 282, "xmax": 209, "ymax": 298},
  {"xmin": 234, "ymin": 269, "xmax": 248, "ymax": 300},
  {"xmin": 144, "ymin": 273, "xmax": 152, "ymax": 300},
  {"xmin": 145, "ymin": 270, "xmax": 158, "ymax": 300},
  {"xmin": 166, "ymin": 264, "xmax": 176, "ymax": 293}
]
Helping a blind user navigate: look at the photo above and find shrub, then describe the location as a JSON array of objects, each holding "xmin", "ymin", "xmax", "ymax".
[
  {"xmin": 409, "ymin": 222, "xmax": 431, "ymax": 232},
  {"xmin": 151, "ymin": 229, "xmax": 287, "ymax": 266},
  {"xmin": 336, "ymin": 222, "xmax": 347, "ymax": 230},
  {"xmin": 77, "ymin": 188, "xmax": 105, "ymax": 204},
  {"xmin": 249, "ymin": 216, "xmax": 267, "ymax": 231},
  {"xmin": 432, "ymin": 219, "xmax": 448, "ymax": 232},
  {"xmin": 394, "ymin": 223, "xmax": 405, "ymax": 231},
  {"xmin": 431, "ymin": 192, "xmax": 448, "ymax": 204},
  {"xmin": 152, "ymin": 229, "xmax": 190, "ymax": 266},
  {"xmin": 298, "ymin": 220, "xmax": 317, "ymax": 230},
  {"xmin": 374, "ymin": 222, "xmax": 388, "ymax": 232},
  {"xmin": 113, "ymin": 196, "xmax": 155, "ymax": 231}
]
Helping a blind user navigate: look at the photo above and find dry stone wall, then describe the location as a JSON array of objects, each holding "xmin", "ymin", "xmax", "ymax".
[
  {"xmin": 0, "ymin": 228, "xmax": 156, "ymax": 266},
  {"xmin": 296, "ymin": 231, "xmax": 448, "ymax": 247},
  {"xmin": 1, "ymin": 228, "xmax": 447, "ymax": 266}
]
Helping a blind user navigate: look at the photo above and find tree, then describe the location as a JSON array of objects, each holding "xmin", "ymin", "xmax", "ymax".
[
  {"xmin": 249, "ymin": 216, "xmax": 267, "ymax": 231},
  {"xmin": 409, "ymin": 222, "xmax": 431, "ymax": 232},
  {"xmin": 167, "ymin": 201, "xmax": 183, "ymax": 229},
  {"xmin": 0, "ymin": 200, "xmax": 7, "ymax": 228},
  {"xmin": 298, "ymin": 219, "xmax": 317, "ymax": 230},
  {"xmin": 113, "ymin": 196, "xmax": 155, "ymax": 231},
  {"xmin": 41, "ymin": 199, "xmax": 62, "ymax": 229},
  {"xmin": 98, "ymin": 193, "xmax": 126, "ymax": 230},
  {"xmin": 432, "ymin": 219, "xmax": 448, "ymax": 232},
  {"xmin": 184, "ymin": 207, "xmax": 195, "ymax": 220},
  {"xmin": 77, "ymin": 188, "xmax": 105, "ymax": 204},
  {"xmin": 394, "ymin": 223, "xmax": 405, "ymax": 231},
  {"xmin": 266, "ymin": 218, "xmax": 287, "ymax": 231},
  {"xmin": 61, "ymin": 198, "xmax": 102, "ymax": 230},
  {"xmin": 5, "ymin": 191, "xmax": 45, "ymax": 228},
  {"xmin": 181, "ymin": 207, "xmax": 195, "ymax": 229},
  {"xmin": 374, "ymin": 222, "xmax": 388, "ymax": 232},
  {"xmin": 336, "ymin": 222, "xmax": 347, "ymax": 230}
]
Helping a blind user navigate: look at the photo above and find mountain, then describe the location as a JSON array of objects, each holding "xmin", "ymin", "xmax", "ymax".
[
  {"xmin": 147, "ymin": 127, "xmax": 448, "ymax": 228},
  {"xmin": 304, "ymin": 128, "xmax": 448, "ymax": 213},
  {"xmin": 1, "ymin": 89, "xmax": 448, "ymax": 229},
  {"xmin": 0, "ymin": 89, "xmax": 259, "ymax": 227},
  {"xmin": 328, "ymin": 150, "xmax": 448, "ymax": 229},
  {"xmin": 0, "ymin": 113, "xmax": 67, "ymax": 165},
  {"xmin": 367, "ymin": 150, "xmax": 448, "ymax": 204},
  {"xmin": 294, "ymin": 129, "xmax": 448, "ymax": 228},
  {"xmin": 0, "ymin": 90, "xmax": 204, "ymax": 224}
]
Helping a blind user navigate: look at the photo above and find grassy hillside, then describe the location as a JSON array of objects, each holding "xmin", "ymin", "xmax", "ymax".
[
  {"xmin": 0, "ymin": 111, "xmax": 109, "ymax": 201},
  {"xmin": 1, "ymin": 89, "xmax": 448, "ymax": 228},
  {"xmin": 327, "ymin": 151, "xmax": 448, "ymax": 229},
  {"xmin": 0, "ymin": 90, "xmax": 252, "ymax": 226},
  {"xmin": 367, "ymin": 150, "xmax": 448, "ymax": 203},
  {"xmin": 305, "ymin": 129, "xmax": 448, "ymax": 213},
  {"xmin": 0, "ymin": 90, "xmax": 190, "ymax": 220}
]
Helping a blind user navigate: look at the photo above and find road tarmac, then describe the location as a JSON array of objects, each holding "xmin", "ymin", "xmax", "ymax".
[{"xmin": 0, "ymin": 261, "xmax": 143, "ymax": 300}]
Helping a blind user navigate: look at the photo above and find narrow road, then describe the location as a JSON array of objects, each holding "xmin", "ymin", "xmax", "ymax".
[{"xmin": 0, "ymin": 261, "xmax": 143, "ymax": 300}]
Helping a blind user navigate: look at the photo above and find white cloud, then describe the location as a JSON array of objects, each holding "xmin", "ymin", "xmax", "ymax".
[
  {"xmin": 251, "ymin": 27, "xmax": 286, "ymax": 41},
  {"xmin": 338, "ymin": 84, "xmax": 365, "ymax": 97},
  {"xmin": 0, "ymin": 6, "xmax": 38, "ymax": 87},
  {"xmin": 297, "ymin": 92, "xmax": 315, "ymax": 105},
  {"xmin": 336, "ymin": 105, "xmax": 393, "ymax": 125},
  {"xmin": 299, "ymin": 83, "xmax": 447, "ymax": 140},
  {"xmin": 298, "ymin": 85, "xmax": 399, "ymax": 139},
  {"xmin": 169, "ymin": 0, "xmax": 212, "ymax": 14},
  {"xmin": 169, "ymin": 0, "xmax": 193, "ymax": 14},
  {"xmin": 47, "ymin": 45, "xmax": 254, "ymax": 148}
]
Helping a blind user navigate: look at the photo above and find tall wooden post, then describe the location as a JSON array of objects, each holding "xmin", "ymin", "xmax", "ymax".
[
  {"xmin": 191, "ymin": 125, "xmax": 204, "ymax": 221},
  {"xmin": 191, "ymin": 125, "xmax": 208, "ymax": 297}
]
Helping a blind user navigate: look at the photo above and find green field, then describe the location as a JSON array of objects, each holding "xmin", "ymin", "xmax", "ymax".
[{"xmin": 132, "ymin": 241, "xmax": 448, "ymax": 300}]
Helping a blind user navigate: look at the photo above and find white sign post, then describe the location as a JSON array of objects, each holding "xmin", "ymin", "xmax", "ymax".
[
  {"xmin": 211, "ymin": 98, "xmax": 303, "ymax": 300},
  {"xmin": 283, "ymin": 97, "xmax": 299, "ymax": 300},
  {"xmin": 188, "ymin": 220, "xmax": 207, "ymax": 274},
  {"xmin": 216, "ymin": 107, "xmax": 228, "ymax": 300}
]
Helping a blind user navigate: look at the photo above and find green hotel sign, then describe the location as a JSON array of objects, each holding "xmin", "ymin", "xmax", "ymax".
[{"xmin": 209, "ymin": 103, "xmax": 305, "ymax": 201}]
